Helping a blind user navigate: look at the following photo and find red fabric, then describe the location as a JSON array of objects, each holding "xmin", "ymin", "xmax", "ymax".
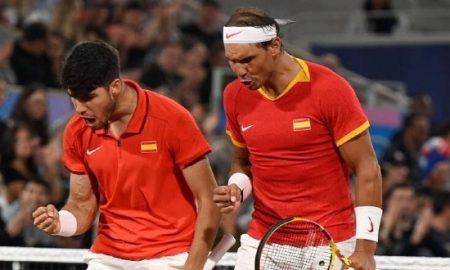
[
  {"xmin": 224, "ymin": 60, "xmax": 368, "ymax": 242},
  {"xmin": 63, "ymin": 80, "xmax": 210, "ymax": 260}
]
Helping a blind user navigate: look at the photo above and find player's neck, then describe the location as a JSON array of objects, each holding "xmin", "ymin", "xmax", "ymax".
[
  {"xmin": 108, "ymin": 84, "xmax": 137, "ymax": 139},
  {"xmin": 262, "ymin": 54, "xmax": 301, "ymax": 99}
]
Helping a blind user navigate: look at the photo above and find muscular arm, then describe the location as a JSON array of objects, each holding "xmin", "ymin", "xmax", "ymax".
[
  {"xmin": 64, "ymin": 173, "xmax": 98, "ymax": 235},
  {"xmin": 33, "ymin": 173, "xmax": 98, "ymax": 236},
  {"xmin": 230, "ymin": 145, "xmax": 251, "ymax": 176},
  {"xmin": 182, "ymin": 157, "xmax": 221, "ymax": 270},
  {"xmin": 339, "ymin": 131, "xmax": 382, "ymax": 269},
  {"xmin": 214, "ymin": 145, "xmax": 252, "ymax": 233}
]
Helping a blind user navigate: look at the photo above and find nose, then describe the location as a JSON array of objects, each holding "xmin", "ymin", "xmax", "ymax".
[
  {"xmin": 72, "ymin": 98, "xmax": 87, "ymax": 115},
  {"xmin": 232, "ymin": 63, "xmax": 248, "ymax": 78}
]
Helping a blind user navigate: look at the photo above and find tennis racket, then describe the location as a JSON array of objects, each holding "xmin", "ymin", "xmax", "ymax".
[{"xmin": 255, "ymin": 217, "xmax": 352, "ymax": 270}]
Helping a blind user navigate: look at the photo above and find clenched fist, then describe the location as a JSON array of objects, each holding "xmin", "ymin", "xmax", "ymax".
[
  {"xmin": 213, "ymin": 184, "xmax": 242, "ymax": 214},
  {"xmin": 32, "ymin": 204, "xmax": 61, "ymax": 235}
]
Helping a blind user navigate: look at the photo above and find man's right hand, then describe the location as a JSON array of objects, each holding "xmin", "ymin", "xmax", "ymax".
[
  {"xmin": 32, "ymin": 204, "xmax": 61, "ymax": 235},
  {"xmin": 213, "ymin": 184, "xmax": 242, "ymax": 213}
]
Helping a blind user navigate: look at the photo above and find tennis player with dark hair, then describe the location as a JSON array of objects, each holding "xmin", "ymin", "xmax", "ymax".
[
  {"xmin": 32, "ymin": 41, "xmax": 220, "ymax": 269},
  {"xmin": 213, "ymin": 7, "xmax": 382, "ymax": 270}
]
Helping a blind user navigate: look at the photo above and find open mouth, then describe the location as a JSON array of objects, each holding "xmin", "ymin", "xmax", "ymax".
[
  {"xmin": 240, "ymin": 79, "xmax": 252, "ymax": 87},
  {"xmin": 82, "ymin": 117, "xmax": 96, "ymax": 126}
]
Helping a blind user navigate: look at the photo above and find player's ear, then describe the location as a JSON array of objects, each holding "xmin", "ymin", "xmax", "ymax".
[
  {"xmin": 269, "ymin": 37, "xmax": 282, "ymax": 56},
  {"xmin": 109, "ymin": 78, "xmax": 121, "ymax": 98}
]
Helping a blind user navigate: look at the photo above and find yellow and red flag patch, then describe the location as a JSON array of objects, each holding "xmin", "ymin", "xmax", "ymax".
[
  {"xmin": 140, "ymin": 141, "xmax": 157, "ymax": 153},
  {"xmin": 293, "ymin": 118, "xmax": 311, "ymax": 131}
]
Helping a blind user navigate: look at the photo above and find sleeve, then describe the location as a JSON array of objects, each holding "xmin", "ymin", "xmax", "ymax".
[
  {"xmin": 317, "ymin": 72, "xmax": 369, "ymax": 147},
  {"xmin": 168, "ymin": 106, "xmax": 211, "ymax": 169},
  {"xmin": 223, "ymin": 82, "xmax": 246, "ymax": 148},
  {"xmin": 62, "ymin": 124, "xmax": 87, "ymax": 174}
]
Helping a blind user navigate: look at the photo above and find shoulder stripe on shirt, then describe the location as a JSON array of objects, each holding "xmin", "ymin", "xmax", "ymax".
[
  {"xmin": 336, "ymin": 120, "xmax": 370, "ymax": 147},
  {"xmin": 226, "ymin": 130, "xmax": 247, "ymax": 148}
]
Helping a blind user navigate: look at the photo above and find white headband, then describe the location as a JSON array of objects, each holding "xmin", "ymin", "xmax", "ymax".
[{"xmin": 223, "ymin": 25, "xmax": 277, "ymax": 44}]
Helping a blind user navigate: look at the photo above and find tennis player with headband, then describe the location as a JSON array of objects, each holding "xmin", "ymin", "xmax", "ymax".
[{"xmin": 213, "ymin": 7, "xmax": 382, "ymax": 270}]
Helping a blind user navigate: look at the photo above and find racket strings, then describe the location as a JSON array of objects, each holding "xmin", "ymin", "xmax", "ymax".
[{"xmin": 259, "ymin": 221, "xmax": 333, "ymax": 269}]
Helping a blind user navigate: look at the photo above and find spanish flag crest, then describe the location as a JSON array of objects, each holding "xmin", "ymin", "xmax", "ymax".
[
  {"xmin": 140, "ymin": 141, "xmax": 157, "ymax": 153},
  {"xmin": 293, "ymin": 118, "xmax": 311, "ymax": 131}
]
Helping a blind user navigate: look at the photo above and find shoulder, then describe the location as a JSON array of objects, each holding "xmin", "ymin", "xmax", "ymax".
[
  {"xmin": 306, "ymin": 61, "xmax": 354, "ymax": 96},
  {"xmin": 146, "ymin": 90, "xmax": 196, "ymax": 126},
  {"xmin": 307, "ymin": 61, "xmax": 348, "ymax": 86}
]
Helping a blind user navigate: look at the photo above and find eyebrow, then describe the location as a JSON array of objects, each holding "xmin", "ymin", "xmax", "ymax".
[{"xmin": 226, "ymin": 55, "xmax": 256, "ymax": 63}]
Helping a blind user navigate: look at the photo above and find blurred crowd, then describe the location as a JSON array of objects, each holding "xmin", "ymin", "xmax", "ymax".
[{"xmin": 0, "ymin": 0, "xmax": 448, "ymax": 258}]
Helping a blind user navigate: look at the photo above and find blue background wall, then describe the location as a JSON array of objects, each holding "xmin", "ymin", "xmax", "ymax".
[{"xmin": 312, "ymin": 43, "xmax": 450, "ymax": 126}]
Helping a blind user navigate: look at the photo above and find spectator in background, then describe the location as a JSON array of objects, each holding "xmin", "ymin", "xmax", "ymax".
[
  {"xmin": 381, "ymin": 150, "xmax": 410, "ymax": 195},
  {"xmin": 378, "ymin": 183, "xmax": 438, "ymax": 256},
  {"xmin": 0, "ymin": 79, "xmax": 11, "ymax": 143},
  {"xmin": 410, "ymin": 94, "xmax": 433, "ymax": 119},
  {"xmin": 0, "ymin": 26, "xmax": 17, "ymax": 84},
  {"xmin": 78, "ymin": 23, "xmax": 108, "ymax": 43},
  {"xmin": 363, "ymin": 0, "xmax": 398, "ymax": 34},
  {"xmin": 175, "ymin": 41, "xmax": 209, "ymax": 112},
  {"xmin": 108, "ymin": 0, "xmax": 181, "ymax": 72},
  {"xmin": 10, "ymin": 21, "xmax": 57, "ymax": 87},
  {"xmin": 10, "ymin": 83, "xmax": 50, "ymax": 146},
  {"xmin": 179, "ymin": 0, "xmax": 223, "ymax": 50},
  {"xmin": 46, "ymin": 31, "xmax": 67, "ymax": 87},
  {"xmin": 0, "ymin": 178, "xmax": 52, "ymax": 247},
  {"xmin": 383, "ymin": 114, "xmax": 430, "ymax": 183},
  {"xmin": 0, "ymin": 124, "xmax": 38, "ymax": 206},
  {"xmin": 429, "ymin": 191, "xmax": 450, "ymax": 256},
  {"xmin": 50, "ymin": 0, "xmax": 83, "ymax": 44},
  {"xmin": 140, "ymin": 42, "xmax": 184, "ymax": 95},
  {"xmin": 418, "ymin": 121, "xmax": 450, "ymax": 195}
]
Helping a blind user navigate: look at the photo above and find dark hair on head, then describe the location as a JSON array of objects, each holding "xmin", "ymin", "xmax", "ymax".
[
  {"xmin": 23, "ymin": 22, "xmax": 48, "ymax": 42},
  {"xmin": 383, "ymin": 182, "xmax": 415, "ymax": 206},
  {"xmin": 225, "ymin": 7, "xmax": 280, "ymax": 49},
  {"xmin": 432, "ymin": 191, "xmax": 450, "ymax": 214},
  {"xmin": 0, "ymin": 123, "xmax": 37, "ymax": 175},
  {"xmin": 202, "ymin": 0, "xmax": 220, "ymax": 9},
  {"xmin": 82, "ymin": 24, "xmax": 108, "ymax": 41},
  {"xmin": 61, "ymin": 41, "xmax": 120, "ymax": 99},
  {"xmin": 25, "ymin": 178, "xmax": 51, "ymax": 194}
]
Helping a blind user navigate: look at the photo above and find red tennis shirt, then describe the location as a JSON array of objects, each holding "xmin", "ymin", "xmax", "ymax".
[
  {"xmin": 224, "ymin": 59, "xmax": 369, "ymax": 242},
  {"xmin": 63, "ymin": 80, "xmax": 210, "ymax": 260}
]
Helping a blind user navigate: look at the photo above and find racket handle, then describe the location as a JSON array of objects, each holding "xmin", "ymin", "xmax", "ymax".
[{"xmin": 203, "ymin": 233, "xmax": 236, "ymax": 270}]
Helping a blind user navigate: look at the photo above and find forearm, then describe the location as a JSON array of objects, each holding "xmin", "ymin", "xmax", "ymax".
[
  {"xmin": 6, "ymin": 214, "xmax": 28, "ymax": 237},
  {"xmin": 230, "ymin": 157, "xmax": 251, "ymax": 176},
  {"xmin": 354, "ymin": 163, "xmax": 383, "ymax": 253},
  {"xmin": 354, "ymin": 162, "xmax": 382, "ymax": 207},
  {"xmin": 185, "ymin": 200, "xmax": 220, "ymax": 269},
  {"xmin": 63, "ymin": 196, "xmax": 98, "ymax": 235}
]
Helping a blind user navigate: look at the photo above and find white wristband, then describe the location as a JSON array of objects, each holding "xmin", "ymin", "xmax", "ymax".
[
  {"xmin": 227, "ymin": 173, "xmax": 252, "ymax": 202},
  {"xmin": 54, "ymin": 210, "xmax": 77, "ymax": 237},
  {"xmin": 355, "ymin": 206, "xmax": 382, "ymax": 242}
]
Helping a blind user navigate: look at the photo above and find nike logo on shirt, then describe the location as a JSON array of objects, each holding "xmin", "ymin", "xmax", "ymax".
[
  {"xmin": 86, "ymin": 146, "xmax": 103, "ymax": 156},
  {"xmin": 241, "ymin": 125, "xmax": 254, "ymax": 132}
]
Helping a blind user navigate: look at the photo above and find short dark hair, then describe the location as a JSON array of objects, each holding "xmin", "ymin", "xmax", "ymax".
[
  {"xmin": 225, "ymin": 7, "xmax": 280, "ymax": 49},
  {"xmin": 61, "ymin": 41, "xmax": 120, "ymax": 99},
  {"xmin": 433, "ymin": 191, "xmax": 450, "ymax": 214},
  {"xmin": 26, "ymin": 178, "xmax": 51, "ymax": 194},
  {"xmin": 23, "ymin": 22, "xmax": 48, "ymax": 42}
]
